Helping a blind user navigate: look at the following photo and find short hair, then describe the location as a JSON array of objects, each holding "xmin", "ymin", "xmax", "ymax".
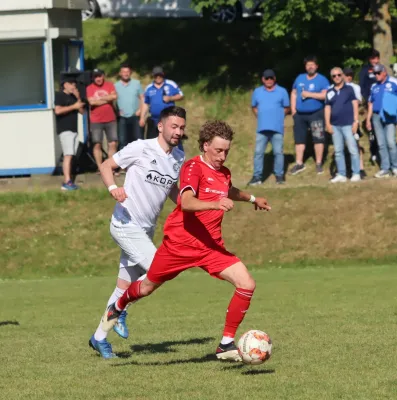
[
  {"xmin": 159, "ymin": 106, "xmax": 186, "ymax": 122},
  {"xmin": 369, "ymin": 49, "xmax": 380, "ymax": 59},
  {"xmin": 304, "ymin": 55, "xmax": 318, "ymax": 65},
  {"xmin": 120, "ymin": 62, "xmax": 132, "ymax": 70},
  {"xmin": 330, "ymin": 66, "xmax": 343, "ymax": 75},
  {"xmin": 198, "ymin": 121, "xmax": 234, "ymax": 152}
]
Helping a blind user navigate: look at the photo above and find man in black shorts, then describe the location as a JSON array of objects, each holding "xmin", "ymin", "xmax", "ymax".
[{"xmin": 290, "ymin": 56, "xmax": 330, "ymax": 175}]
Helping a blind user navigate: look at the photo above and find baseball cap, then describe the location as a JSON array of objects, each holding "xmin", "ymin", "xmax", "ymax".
[
  {"xmin": 92, "ymin": 68, "xmax": 105, "ymax": 77},
  {"xmin": 373, "ymin": 64, "xmax": 386, "ymax": 73},
  {"xmin": 343, "ymin": 67, "xmax": 354, "ymax": 76},
  {"xmin": 263, "ymin": 69, "xmax": 276, "ymax": 78},
  {"xmin": 152, "ymin": 66, "xmax": 164, "ymax": 76}
]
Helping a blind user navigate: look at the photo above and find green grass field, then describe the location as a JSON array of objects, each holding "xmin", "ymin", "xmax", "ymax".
[{"xmin": 1, "ymin": 266, "xmax": 397, "ymax": 400}]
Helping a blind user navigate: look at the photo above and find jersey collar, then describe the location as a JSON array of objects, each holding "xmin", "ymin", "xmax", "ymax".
[{"xmin": 200, "ymin": 155, "xmax": 216, "ymax": 170}]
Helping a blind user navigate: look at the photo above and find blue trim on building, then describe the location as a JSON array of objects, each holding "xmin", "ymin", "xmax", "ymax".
[
  {"xmin": 0, "ymin": 40, "xmax": 48, "ymax": 112},
  {"xmin": 0, "ymin": 167, "xmax": 55, "ymax": 176}
]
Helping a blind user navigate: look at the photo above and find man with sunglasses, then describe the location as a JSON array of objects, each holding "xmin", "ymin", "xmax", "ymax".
[
  {"xmin": 366, "ymin": 64, "xmax": 397, "ymax": 178},
  {"xmin": 140, "ymin": 66, "xmax": 184, "ymax": 140},
  {"xmin": 248, "ymin": 69, "xmax": 290, "ymax": 185},
  {"xmin": 325, "ymin": 67, "xmax": 360, "ymax": 183}
]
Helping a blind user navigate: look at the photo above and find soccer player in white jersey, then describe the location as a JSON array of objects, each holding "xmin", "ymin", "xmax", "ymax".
[{"xmin": 89, "ymin": 106, "xmax": 186, "ymax": 359}]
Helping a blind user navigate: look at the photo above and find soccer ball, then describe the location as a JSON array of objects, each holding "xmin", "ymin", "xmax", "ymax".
[{"xmin": 237, "ymin": 330, "xmax": 272, "ymax": 365}]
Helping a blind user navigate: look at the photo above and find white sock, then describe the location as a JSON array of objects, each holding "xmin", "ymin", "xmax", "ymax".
[
  {"xmin": 221, "ymin": 336, "xmax": 234, "ymax": 345},
  {"xmin": 94, "ymin": 286, "xmax": 126, "ymax": 341}
]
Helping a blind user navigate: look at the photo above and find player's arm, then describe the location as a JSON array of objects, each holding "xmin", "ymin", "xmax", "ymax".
[
  {"xmin": 228, "ymin": 186, "xmax": 271, "ymax": 211},
  {"xmin": 181, "ymin": 189, "xmax": 233, "ymax": 212},
  {"xmin": 88, "ymin": 97, "xmax": 107, "ymax": 106},
  {"xmin": 290, "ymin": 89, "xmax": 297, "ymax": 116},
  {"xmin": 139, "ymin": 102, "xmax": 150, "ymax": 127},
  {"xmin": 302, "ymin": 89, "xmax": 327, "ymax": 100},
  {"xmin": 99, "ymin": 157, "xmax": 127, "ymax": 203},
  {"xmin": 168, "ymin": 184, "xmax": 179, "ymax": 204}
]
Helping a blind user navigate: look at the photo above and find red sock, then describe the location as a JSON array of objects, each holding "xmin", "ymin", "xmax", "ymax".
[
  {"xmin": 223, "ymin": 288, "xmax": 254, "ymax": 338},
  {"xmin": 116, "ymin": 280, "xmax": 142, "ymax": 311}
]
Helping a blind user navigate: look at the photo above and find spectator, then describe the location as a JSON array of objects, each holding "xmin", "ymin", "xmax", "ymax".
[
  {"xmin": 54, "ymin": 77, "xmax": 85, "ymax": 191},
  {"xmin": 366, "ymin": 64, "xmax": 397, "ymax": 178},
  {"xmin": 87, "ymin": 69, "xmax": 118, "ymax": 172},
  {"xmin": 248, "ymin": 69, "xmax": 290, "ymax": 185},
  {"xmin": 325, "ymin": 67, "xmax": 360, "ymax": 183},
  {"xmin": 140, "ymin": 66, "xmax": 184, "ymax": 140},
  {"xmin": 343, "ymin": 67, "xmax": 367, "ymax": 178},
  {"xmin": 290, "ymin": 56, "xmax": 330, "ymax": 175},
  {"xmin": 115, "ymin": 63, "xmax": 144, "ymax": 150},
  {"xmin": 359, "ymin": 49, "xmax": 380, "ymax": 102}
]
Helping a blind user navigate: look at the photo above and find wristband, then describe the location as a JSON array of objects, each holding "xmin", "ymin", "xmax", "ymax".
[
  {"xmin": 249, "ymin": 195, "xmax": 256, "ymax": 203},
  {"xmin": 108, "ymin": 184, "xmax": 118, "ymax": 192}
]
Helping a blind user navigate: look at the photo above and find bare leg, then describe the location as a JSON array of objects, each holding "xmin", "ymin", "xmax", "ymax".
[
  {"xmin": 295, "ymin": 144, "xmax": 306, "ymax": 165},
  {"xmin": 93, "ymin": 143, "xmax": 102, "ymax": 169},
  {"xmin": 62, "ymin": 155, "xmax": 73, "ymax": 183},
  {"xmin": 314, "ymin": 143, "xmax": 324, "ymax": 165},
  {"xmin": 108, "ymin": 141, "xmax": 118, "ymax": 159}
]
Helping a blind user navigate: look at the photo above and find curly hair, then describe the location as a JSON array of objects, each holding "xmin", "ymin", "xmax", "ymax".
[{"xmin": 198, "ymin": 120, "xmax": 234, "ymax": 152}]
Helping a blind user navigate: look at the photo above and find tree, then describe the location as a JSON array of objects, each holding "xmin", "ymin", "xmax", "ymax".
[{"xmin": 192, "ymin": 0, "xmax": 395, "ymax": 67}]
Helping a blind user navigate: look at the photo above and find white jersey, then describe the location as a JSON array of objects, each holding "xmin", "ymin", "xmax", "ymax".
[{"xmin": 112, "ymin": 138, "xmax": 185, "ymax": 231}]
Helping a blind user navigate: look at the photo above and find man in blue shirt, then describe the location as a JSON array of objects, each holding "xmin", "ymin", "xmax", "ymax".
[
  {"xmin": 366, "ymin": 64, "xmax": 397, "ymax": 178},
  {"xmin": 115, "ymin": 63, "xmax": 144, "ymax": 150},
  {"xmin": 248, "ymin": 69, "xmax": 290, "ymax": 185},
  {"xmin": 290, "ymin": 56, "xmax": 330, "ymax": 175},
  {"xmin": 325, "ymin": 67, "xmax": 360, "ymax": 183},
  {"xmin": 140, "ymin": 66, "xmax": 184, "ymax": 140}
]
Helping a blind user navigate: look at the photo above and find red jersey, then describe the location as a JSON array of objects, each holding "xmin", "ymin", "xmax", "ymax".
[
  {"xmin": 86, "ymin": 81, "xmax": 116, "ymax": 123},
  {"xmin": 163, "ymin": 155, "xmax": 232, "ymax": 249}
]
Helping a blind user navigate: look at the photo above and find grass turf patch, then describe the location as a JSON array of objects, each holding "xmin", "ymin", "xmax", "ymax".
[
  {"xmin": 1, "ymin": 184, "xmax": 397, "ymax": 279},
  {"xmin": 1, "ymin": 266, "xmax": 396, "ymax": 399}
]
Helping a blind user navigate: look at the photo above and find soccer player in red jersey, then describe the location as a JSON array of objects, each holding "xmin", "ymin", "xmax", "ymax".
[{"xmin": 101, "ymin": 120, "xmax": 271, "ymax": 361}]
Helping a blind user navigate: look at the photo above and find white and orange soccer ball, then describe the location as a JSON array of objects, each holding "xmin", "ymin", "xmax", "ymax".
[{"xmin": 237, "ymin": 330, "xmax": 272, "ymax": 365}]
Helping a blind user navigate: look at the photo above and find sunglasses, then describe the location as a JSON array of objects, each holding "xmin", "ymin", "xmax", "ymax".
[
  {"xmin": 332, "ymin": 74, "xmax": 342, "ymax": 78},
  {"xmin": 374, "ymin": 71, "xmax": 382, "ymax": 75},
  {"xmin": 264, "ymin": 76, "xmax": 275, "ymax": 80}
]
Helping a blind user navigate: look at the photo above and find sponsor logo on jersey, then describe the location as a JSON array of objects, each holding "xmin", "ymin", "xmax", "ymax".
[
  {"xmin": 173, "ymin": 162, "xmax": 181, "ymax": 172},
  {"xmin": 205, "ymin": 187, "xmax": 228, "ymax": 197},
  {"xmin": 146, "ymin": 170, "xmax": 178, "ymax": 189},
  {"xmin": 151, "ymin": 159, "xmax": 157, "ymax": 164},
  {"xmin": 207, "ymin": 177, "xmax": 214, "ymax": 182},
  {"xmin": 309, "ymin": 83, "xmax": 315, "ymax": 91}
]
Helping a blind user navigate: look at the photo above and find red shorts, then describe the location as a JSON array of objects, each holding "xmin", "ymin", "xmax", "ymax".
[{"xmin": 147, "ymin": 239, "xmax": 240, "ymax": 284}]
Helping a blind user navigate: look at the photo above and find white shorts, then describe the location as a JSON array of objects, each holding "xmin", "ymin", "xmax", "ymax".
[
  {"xmin": 110, "ymin": 216, "xmax": 157, "ymax": 282},
  {"xmin": 59, "ymin": 130, "xmax": 79, "ymax": 156}
]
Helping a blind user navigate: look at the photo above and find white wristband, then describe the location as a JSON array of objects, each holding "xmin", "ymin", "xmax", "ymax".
[
  {"xmin": 249, "ymin": 195, "xmax": 256, "ymax": 203},
  {"xmin": 108, "ymin": 184, "xmax": 118, "ymax": 192}
]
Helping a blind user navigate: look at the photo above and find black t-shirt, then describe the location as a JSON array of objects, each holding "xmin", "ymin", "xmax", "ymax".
[{"xmin": 54, "ymin": 91, "xmax": 78, "ymax": 134}]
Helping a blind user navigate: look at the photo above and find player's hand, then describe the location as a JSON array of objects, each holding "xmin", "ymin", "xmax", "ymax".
[
  {"xmin": 326, "ymin": 124, "xmax": 333, "ymax": 134},
  {"xmin": 163, "ymin": 96, "xmax": 171, "ymax": 103},
  {"xmin": 366, "ymin": 119, "xmax": 372, "ymax": 131},
  {"xmin": 74, "ymin": 100, "xmax": 85, "ymax": 110},
  {"xmin": 254, "ymin": 197, "xmax": 271, "ymax": 211},
  {"xmin": 217, "ymin": 198, "xmax": 234, "ymax": 212},
  {"xmin": 352, "ymin": 121, "xmax": 359, "ymax": 134},
  {"xmin": 71, "ymin": 87, "xmax": 80, "ymax": 99},
  {"xmin": 139, "ymin": 118, "xmax": 146, "ymax": 128},
  {"xmin": 301, "ymin": 90, "xmax": 310, "ymax": 99},
  {"xmin": 110, "ymin": 187, "xmax": 128, "ymax": 203},
  {"xmin": 135, "ymin": 109, "xmax": 141, "ymax": 117}
]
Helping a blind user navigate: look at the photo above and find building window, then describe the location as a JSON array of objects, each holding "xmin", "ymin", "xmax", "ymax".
[{"xmin": 0, "ymin": 41, "xmax": 47, "ymax": 111}]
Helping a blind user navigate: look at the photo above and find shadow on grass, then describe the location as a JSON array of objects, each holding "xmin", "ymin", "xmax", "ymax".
[
  {"xmin": 221, "ymin": 364, "xmax": 275, "ymax": 375},
  {"xmin": 112, "ymin": 353, "xmax": 215, "ymax": 367},
  {"xmin": 0, "ymin": 321, "xmax": 20, "ymax": 327},
  {"xmin": 129, "ymin": 336, "xmax": 215, "ymax": 354}
]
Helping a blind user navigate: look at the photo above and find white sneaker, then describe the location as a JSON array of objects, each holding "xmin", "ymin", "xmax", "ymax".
[
  {"xmin": 350, "ymin": 174, "xmax": 361, "ymax": 182},
  {"xmin": 374, "ymin": 170, "xmax": 390, "ymax": 178},
  {"xmin": 330, "ymin": 174, "xmax": 347, "ymax": 183},
  {"xmin": 392, "ymin": 168, "xmax": 397, "ymax": 176}
]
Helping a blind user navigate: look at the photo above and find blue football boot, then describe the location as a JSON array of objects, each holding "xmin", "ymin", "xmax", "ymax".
[
  {"xmin": 89, "ymin": 335, "xmax": 118, "ymax": 359},
  {"xmin": 113, "ymin": 310, "xmax": 129, "ymax": 339}
]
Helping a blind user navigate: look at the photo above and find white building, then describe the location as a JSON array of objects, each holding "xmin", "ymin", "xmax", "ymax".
[{"xmin": 0, "ymin": 0, "xmax": 88, "ymax": 176}]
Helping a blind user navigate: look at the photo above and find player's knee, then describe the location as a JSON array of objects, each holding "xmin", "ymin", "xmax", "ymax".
[
  {"xmin": 139, "ymin": 280, "xmax": 157, "ymax": 296},
  {"xmin": 240, "ymin": 277, "xmax": 256, "ymax": 292}
]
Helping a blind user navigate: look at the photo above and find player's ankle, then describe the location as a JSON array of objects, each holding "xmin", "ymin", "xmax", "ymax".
[{"xmin": 220, "ymin": 336, "xmax": 234, "ymax": 345}]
